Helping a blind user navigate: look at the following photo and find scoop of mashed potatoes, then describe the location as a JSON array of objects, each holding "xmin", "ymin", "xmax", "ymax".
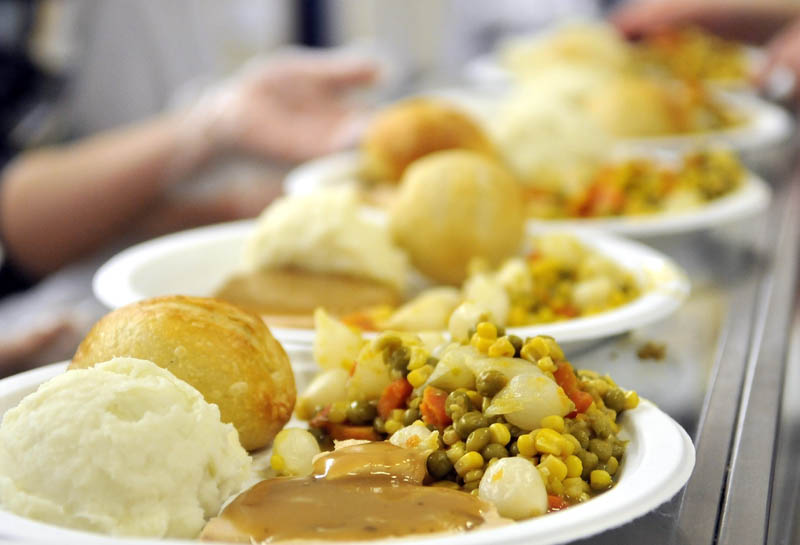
[
  {"xmin": 0, "ymin": 358, "xmax": 251, "ymax": 539},
  {"xmin": 243, "ymin": 187, "xmax": 408, "ymax": 292},
  {"xmin": 491, "ymin": 78, "xmax": 611, "ymax": 194}
]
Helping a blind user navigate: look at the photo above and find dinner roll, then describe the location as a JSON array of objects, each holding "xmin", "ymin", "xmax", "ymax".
[
  {"xmin": 362, "ymin": 98, "xmax": 495, "ymax": 182},
  {"xmin": 69, "ymin": 295, "xmax": 295, "ymax": 451},
  {"xmin": 390, "ymin": 150, "xmax": 525, "ymax": 285}
]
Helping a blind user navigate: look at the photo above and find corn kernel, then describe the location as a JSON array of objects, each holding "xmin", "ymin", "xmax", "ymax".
[
  {"xmin": 446, "ymin": 442, "xmax": 466, "ymax": 464},
  {"xmin": 590, "ymin": 469, "xmax": 613, "ymax": 490},
  {"xmin": 464, "ymin": 469, "xmax": 484, "ymax": 483},
  {"xmin": 407, "ymin": 346, "xmax": 429, "ymax": 371},
  {"xmin": 471, "ymin": 335, "xmax": 494, "ymax": 354},
  {"xmin": 541, "ymin": 415, "xmax": 565, "ymax": 433},
  {"xmin": 563, "ymin": 477, "xmax": 587, "ymax": 500},
  {"xmin": 488, "ymin": 423, "xmax": 511, "ymax": 446},
  {"xmin": 535, "ymin": 428, "xmax": 563, "ymax": 455},
  {"xmin": 624, "ymin": 391, "xmax": 640, "ymax": 410},
  {"xmin": 562, "ymin": 433, "xmax": 581, "ymax": 453},
  {"xmin": 520, "ymin": 337, "xmax": 549, "ymax": 362},
  {"xmin": 476, "ymin": 322, "xmax": 498, "ymax": 339},
  {"xmin": 540, "ymin": 454, "xmax": 568, "ymax": 482},
  {"xmin": 537, "ymin": 356, "xmax": 557, "ymax": 373},
  {"xmin": 270, "ymin": 454, "xmax": 286, "ymax": 473},
  {"xmin": 565, "ymin": 455, "xmax": 583, "ymax": 478},
  {"xmin": 431, "ymin": 480, "xmax": 460, "ymax": 490},
  {"xmin": 517, "ymin": 433, "xmax": 538, "ymax": 457},
  {"xmin": 390, "ymin": 409, "xmax": 405, "ymax": 421},
  {"xmin": 465, "ymin": 390, "xmax": 483, "ymax": 408},
  {"xmin": 455, "ymin": 451, "xmax": 485, "ymax": 476},
  {"xmin": 385, "ymin": 419, "xmax": 403, "ymax": 435},
  {"xmin": 606, "ymin": 456, "xmax": 619, "ymax": 475},
  {"xmin": 328, "ymin": 401, "xmax": 348, "ymax": 424},
  {"xmin": 542, "ymin": 337, "xmax": 565, "ymax": 361},
  {"xmin": 488, "ymin": 337, "xmax": 516, "ymax": 358},
  {"xmin": 559, "ymin": 436, "xmax": 575, "ymax": 456},
  {"xmin": 407, "ymin": 364, "xmax": 434, "ymax": 388},
  {"xmin": 548, "ymin": 478, "xmax": 564, "ymax": 496}
]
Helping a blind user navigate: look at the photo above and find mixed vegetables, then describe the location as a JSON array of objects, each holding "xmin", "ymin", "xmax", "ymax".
[
  {"xmin": 342, "ymin": 233, "xmax": 640, "ymax": 333},
  {"xmin": 524, "ymin": 150, "xmax": 745, "ymax": 219},
  {"xmin": 286, "ymin": 313, "xmax": 639, "ymax": 520}
]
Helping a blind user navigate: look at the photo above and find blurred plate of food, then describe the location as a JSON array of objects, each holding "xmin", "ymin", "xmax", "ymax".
[
  {"xmin": 465, "ymin": 22, "xmax": 772, "ymax": 92},
  {"xmin": 285, "ymin": 147, "xmax": 771, "ymax": 238},
  {"xmin": 93, "ymin": 195, "xmax": 689, "ymax": 352},
  {"xmin": 0, "ymin": 323, "xmax": 694, "ymax": 545}
]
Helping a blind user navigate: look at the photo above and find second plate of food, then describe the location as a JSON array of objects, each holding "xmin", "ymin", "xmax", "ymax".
[
  {"xmin": 93, "ymin": 218, "xmax": 689, "ymax": 351},
  {"xmin": 284, "ymin": 149, "xmax": 771, "ymax": 238}
]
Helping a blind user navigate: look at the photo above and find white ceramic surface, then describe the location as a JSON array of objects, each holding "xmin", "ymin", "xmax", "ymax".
[
  {"xmin": 284, "ymin": 150, "xmax": 771, "ymax": 237},
  {"xmin": 0, "ymin": 362, "xmax": 695, "ymax": 545},
  {"xmin": 92, "ymin": 220, "xmax": 689, "ymax": 349}
]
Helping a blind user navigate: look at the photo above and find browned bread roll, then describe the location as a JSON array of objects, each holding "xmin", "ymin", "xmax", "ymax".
[
  {"xmin": 69, "ymin": 295, "xmax": 295, "ymax": 451},
  {"xmin": 362, "ymin": 98, "xmax": 495, "ymax": 183},
  {"xmin": 390, "ymin": 150, "xmax": 525, "ymax": 285}
]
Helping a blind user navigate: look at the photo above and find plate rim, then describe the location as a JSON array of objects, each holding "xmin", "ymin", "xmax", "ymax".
[
  {"xmin": 92, "ymin": 219, "xmax": 690, "ymax": 348},
  {"xmin": 0, "ymin": 364, "xmax": 695, "ymax": 545}
]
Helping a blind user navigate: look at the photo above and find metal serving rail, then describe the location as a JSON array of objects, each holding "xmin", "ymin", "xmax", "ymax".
[{"xmin": 568, "ymin": 156, "xmax": 800, "ymax": 544}]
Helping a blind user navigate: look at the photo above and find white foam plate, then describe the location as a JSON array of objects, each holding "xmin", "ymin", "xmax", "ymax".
[
  {"xmin": 0, "ymin": 361, "xmax": 694, "ymax": 545},
  {"xmin": 93, "ymin": 218, "xmax": 689, "ymax": 350},
  {"xmin": 428, "ymin": 86, "xmax": 793, "ymax": 156},
  {"xmin": 284, "ymin": 150, "xmax": 771, "ymax": 238}
]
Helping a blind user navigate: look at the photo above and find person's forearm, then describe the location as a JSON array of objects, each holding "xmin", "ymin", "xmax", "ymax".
[
  {"xmin": 0, "ymin": 111, "xmax": 217, "ymax": 277},
  {"xmin": 614, "ymin": 1, "xmax": 800, "ymax": 44}
]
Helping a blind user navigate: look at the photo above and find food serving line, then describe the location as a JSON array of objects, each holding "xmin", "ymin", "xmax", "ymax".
[{"xmin": 567, "ymin": 158, "xmax": 800, "ymax": 545}]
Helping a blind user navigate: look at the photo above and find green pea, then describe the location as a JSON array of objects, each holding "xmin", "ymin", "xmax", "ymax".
[
  {"xmin": 466, "ymin": 427, "xmax": 491, "ymax": 452},
  {"xmin": 403, "ymin": 408, "xmax": 421, "ymax": 426},
  {"xmin": 508, "ymin": 440, "xmax": 520, "ymax": 456},
  {"xmin": 572, "ymin": 428, "xmax": 590, "ymax": 449},
  {"xmin": 589, "ymin": 438, "xmax": 613, "ymax": 462},
  {"xmin": 347, "ymin": 400, "xmax": 377, "ymax": 425},
  {"xmin": 603, "ymin": 388, "xmax": 626, "ymax": 412},
  {"xmin": 481, "ymin": 443, "xmax": 509, "ymax": 460},
  {"xmin": 611, "ymin": 438, "xmax": 626, "ymax": 459},
  {"xmin": 445, "ymin": 391, "xmax": 473, "ymax": 419},
  {"xmin": 373, "ymin": 416, "xmax": 386, "ymax": 434},
  {"xmin": 577, "ymin": 449, "xmax": 599, "ymax": 478},
  {"xmin": 455, "ymin": 411, "xmax": 488, "ymax": 440},
  {"xmin": 508, "ymin": 335, "xmax": 523, "ymax": 355},
  {"xmin": 427, "ymin": 450, "xmax": 454, "ymax": 479},
  {"xmin": 384, "ymin": 345, "xmax": 410, "ymax": 376},
  {"xmin": 476, "ymin": 369, "xmax": 508, "ymax": 398}
]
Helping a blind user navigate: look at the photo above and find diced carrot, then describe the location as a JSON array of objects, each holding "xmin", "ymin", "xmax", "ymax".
[
  {"xmin": 309, "ymin": 405, "xmax": 331, "ymax": 428},
  {"xmin": 571, "ymin": 390, "xmax": 594, "ymax": 414},
  {"xmin": 419, "ymin": 386, "xmax": 451, "ymax": 430},
  {"xmin": 554, "ymin": 361, "xmax": 593, "ymax": 415},
  {"xmin": 327, "ymin": 423, "xmax": 381, "ymax": 442},
  {"xmin": 378, "ymin": 379, "xmax": 413, "ymax": 419},
  {"xmin": 554, "ymin": 304, "xmax": 579, "ymax": 318},
  {"xmin": 548, "ymin": 495, "xmax": 569, "ymax": 511},
  {"xmin": 341, "ymin": 312, "xmax": 379, "ymax": 331}
]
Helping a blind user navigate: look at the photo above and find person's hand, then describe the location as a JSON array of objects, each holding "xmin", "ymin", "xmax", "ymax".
[
  {"xmin": 611, "ymin": 0, "xmax": 705, "ymax": 39},
  {"xmin": 199, "ymin": 55, "xmax": 377, "ymax": 163},
  {"xmin": 610, "ymin": 1, "xmax": 798, "ymax": 44},
  {"xmin": 758, "ymin": 18, "xmax": 800, "ymax": 101}
]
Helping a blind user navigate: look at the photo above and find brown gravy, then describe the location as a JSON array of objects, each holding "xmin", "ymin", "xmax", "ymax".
[
  {"xmin": 201, "ymin": 442, "xmax": 493, "ymax": 542},
  {"xmin": 312, "ymin": 441, "xmax": 427, "ymax": 484},
  {"xmin": 213, "ymin": 268, "xmax": 400, "ymax": 325},
  {"xmin": 209, "ymin": 475, "xmax": 487, "ymax": 542}
]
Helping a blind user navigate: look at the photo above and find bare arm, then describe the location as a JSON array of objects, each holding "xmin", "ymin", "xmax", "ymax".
[
  {"xmin": 611, "ymin": 1, "xmax": 800, "ymax": 44},
  {"xmin": 0, "ymin": 112, "xmax": 212, "ymax": 278},
  {"xmin": 0, "ymin": 56, "xmax": 375, "ymax": 279}
]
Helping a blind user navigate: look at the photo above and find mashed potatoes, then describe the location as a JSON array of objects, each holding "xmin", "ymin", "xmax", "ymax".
[
  {"xmin": 243, "ymin": 187, "xmax": 408, "ymax": 291},
  {"xmin": 0, "ymin": 358, "xmax": 251, "ymax": 538}
]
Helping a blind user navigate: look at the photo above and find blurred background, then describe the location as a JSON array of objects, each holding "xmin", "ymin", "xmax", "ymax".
[{"xmin": 0, "ymin": 0, "xmax": 796, "ymax": 376}]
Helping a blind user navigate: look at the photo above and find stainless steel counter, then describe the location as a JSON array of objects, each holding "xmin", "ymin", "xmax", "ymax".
[{"xmin": 568, "ymin": 155, "xmax": 800, "ymax": 544}]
